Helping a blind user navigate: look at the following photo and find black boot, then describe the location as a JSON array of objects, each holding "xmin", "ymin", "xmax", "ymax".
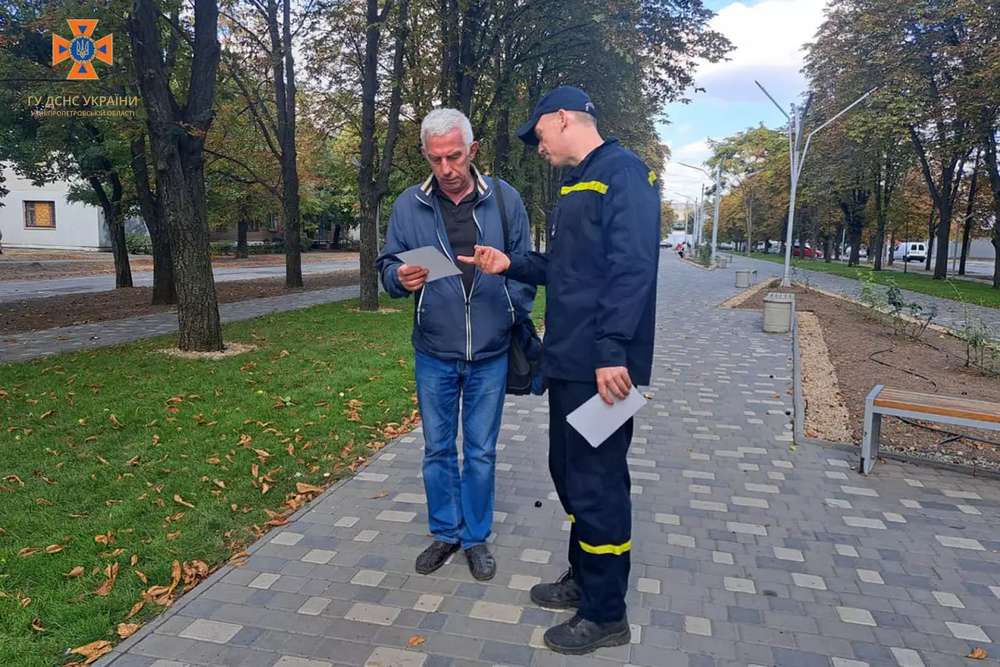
[
  {"xmin": 414, "ymin": 540, "xmax": 459, "ymax": 575},
  {"xmin": 543, "ymin": 614, "xmax": 630, "ymax": 655},
  {"xmin": 529, "ymin": 568, "xmax": 581, "ymax": 609}
]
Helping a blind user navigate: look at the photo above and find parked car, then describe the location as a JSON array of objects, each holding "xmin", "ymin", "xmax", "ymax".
[
  {"xmin": 893, "ymin": 241, "xmax": 927, "ymax": 262},
  {"xmin": 791, "ymin": 244, "xmax": 822, "ymax": 258},
  {"xmin": 660, "ymin": 239, "xmax": 672, "ymax": 248}
]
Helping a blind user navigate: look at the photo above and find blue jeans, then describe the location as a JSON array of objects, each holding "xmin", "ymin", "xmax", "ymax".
[{"xmin": 415, "ymin": 350, "xmax": 507, "ymax": 548}]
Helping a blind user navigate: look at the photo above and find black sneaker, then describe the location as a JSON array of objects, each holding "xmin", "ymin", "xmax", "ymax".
[
  {"xmin": 464, "ymin": 544, "xmax": 496, "ymax": 581},
  {"xmin": 543, "ymin": 614, "xmax": 630, "ymax": 655},
  {"xmin": 529, "ymin": 568, "xmax": 581, "ymax": 609},
  {"xmin": 415, "ymin": 540, "xmax": 459, "ymax": 575}
]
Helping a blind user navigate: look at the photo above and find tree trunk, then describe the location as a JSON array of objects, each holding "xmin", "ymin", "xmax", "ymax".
[
  {"xmin": 332, "ymin": 224, "xmax": 342, "ymax": 249},
  {"xmin": 237, "ymin": 219, "xmax": 249, "ymax": 258},
  {"xmin": 745, "ymin": 198, "xmax": 752, "ymax": 257},
  {"xmin": 873, "ymin": 177, "xmax": 886, "ymax": 271},
  {"xmin": 493, "ymin": 102, "xmax": 511, "ymax": 175},
  {"xmin": 982, "ymin": 123, "xmax": 1000, "ymax": 288},
  {"xmin": 266, "ymin": 0, "xmax": 302, "ymax": 288},
  {"xmin": 109, "ymin": 212, "xmax": 132, "ymax": 287},
  {"xmin": 87, "ymin": 173, "xmax": 133, "ymax": 288},
  {"xmin": 840, "ymin": 190, "xmax": 869, "ymax": 267},
  {"xmin": 959, "ymin": 149, "xmax": 981, "ymax": 276},
  {"xmin": 130, "ymin": 136, "xmax": 175, "ymax": 305},
  {"xmin": 925, "ymin": 222, "xmax": 935, "ymax": 272},
  {"xmin": 909, "ymin": 126, "xmax": 969, "ymax": 279},
  {"xmin": 454, "ymin": 0, "xmax": 482, "ymax": 116},
  {"xmin": 823, "ymin": 235, "xmax": 832, "ymax": 263},
  {"xmin": 129, "ymin": 0, "xmax": 223, "ymax": 351},
  {"xmin": 357, "ymin": 0, "xmax": 409, "ymax": 311},
  {"xmin": 438, "ymin": 0, "xmax": 458, "ymax": 106}
]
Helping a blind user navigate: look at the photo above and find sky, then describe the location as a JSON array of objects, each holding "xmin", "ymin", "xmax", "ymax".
[{"xmin": 659, "ymin": 0, "xmax": 828, "ymax": 206}]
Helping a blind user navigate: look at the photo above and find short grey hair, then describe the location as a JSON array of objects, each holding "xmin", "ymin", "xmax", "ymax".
[{"xmin": 421, "ymin": 108, "xmax": 473, "ymax": 148}]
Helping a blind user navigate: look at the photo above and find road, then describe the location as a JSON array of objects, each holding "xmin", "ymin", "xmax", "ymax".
[{"xmin": 0, "ymin": 259, "xmax": 358, "ymax": 304}]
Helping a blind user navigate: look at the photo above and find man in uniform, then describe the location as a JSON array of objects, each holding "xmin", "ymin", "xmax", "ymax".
[{"xmin": 459, "ymin": 86, "xmax": 660, "ymax": 654}]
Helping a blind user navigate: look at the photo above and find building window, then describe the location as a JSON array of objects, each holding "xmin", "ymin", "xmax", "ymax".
[{"xmin": 24, "ymin": 201, "xmax": 56, "ymax": 228}]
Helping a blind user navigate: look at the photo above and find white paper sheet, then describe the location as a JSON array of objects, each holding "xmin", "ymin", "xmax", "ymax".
[
  {"xmin": 395, "ymin": 246, "xmax": 463, "ymax": 283},
  {"xmin": 566, "ymin": 386, "xmax": 648, "ymax": 448}
]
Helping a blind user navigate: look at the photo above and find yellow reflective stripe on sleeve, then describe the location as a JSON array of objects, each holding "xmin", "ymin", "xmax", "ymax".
[
  {"xmin": 567, "ymin": 514, "xmax": 575, "ymax": 523},
  {"xmin": 648, "ymin": 170, "xmax": 657, "ymax": 186},
  {"xmin": 578, "ymin": 539, "xmax": 631, "ymax": 555},
  {"xmin": 560, "ymin": 181, "xmax": 608, "ymax": 196}
]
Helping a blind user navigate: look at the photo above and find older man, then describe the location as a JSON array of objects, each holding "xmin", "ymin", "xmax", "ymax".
[
  {"xmin": 375, "ymin": 108, "xmax": 535, "ymax": 581},
  {"xmin": 460, "ymin": 86, "xmax": 660, "ymax": 654}
]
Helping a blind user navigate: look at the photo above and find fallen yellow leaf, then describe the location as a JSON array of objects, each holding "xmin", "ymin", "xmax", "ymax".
[
  {"xmin": 116, "ymin": 623, "xmax": 141, "ymax": 639},
  {"xmin": 407, "ymin": 634, "xmax": 426, "ymax": 647},
  {"xmin": 18, "ymin": 547, "xmax": 40, "ymax": 557},
  {"xmin": 44, "ymin": 544, "xmax": 63, "ymax": 554},
  {"xmin": 64, "ymin": 566, "xmax": 85, "ymax": 578},
  {"xmin": 95, "ymin": 562, "xmax": 119, "ymax": 596},
  {"xmin": 126, "ymin": 600, "xmax": 144, "ymax": 619},
  {"xmin": 94, "ymin": 531, "xmax": 114, "ymax": 545},
  {"xmin": 295, "ymin": 482, "xmax": 324, "ymax": 495},
  {"xmin": 70, "ymin": 639, "xmax": 113, "ymax": 664},
  {"xmin": 173, "ymin": 494, "xmax": 195, "ymax": 509},
  {"xmin": 968, "ymin": 647, "xmax": 988, "ymax": 660},
  {"xmin": 30, "ymin": 617, "xmax": 45, "ymax": 632}
]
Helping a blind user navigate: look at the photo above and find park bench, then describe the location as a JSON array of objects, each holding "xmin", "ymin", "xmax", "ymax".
[{"xmin": 860, "ymin": 384, "xmax": 1000, "ymax": 474}]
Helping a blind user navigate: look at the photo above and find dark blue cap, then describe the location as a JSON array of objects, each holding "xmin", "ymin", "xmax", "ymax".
[{"xmin": 516, "ymin": 86, "xmax": 596, "ymax": 145}]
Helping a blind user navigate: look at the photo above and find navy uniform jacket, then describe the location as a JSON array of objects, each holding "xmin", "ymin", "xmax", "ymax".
[{"xmin": 505, "ymin": 139, "xmax": 660, "ymax": 385}]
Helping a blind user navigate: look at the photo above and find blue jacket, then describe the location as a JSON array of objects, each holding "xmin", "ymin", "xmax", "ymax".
[
  {"xmin": 376, "ymin": 168, "xmax": 536, "ymax": 362},
  {"xmin": 505, "ymin": 139, "xmax": 660, "ymax": 385}
]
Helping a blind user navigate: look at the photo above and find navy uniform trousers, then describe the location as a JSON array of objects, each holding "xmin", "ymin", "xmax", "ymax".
[{"xmin": 548, "ymin": 378, "xmax": 633, "ymax": 623}]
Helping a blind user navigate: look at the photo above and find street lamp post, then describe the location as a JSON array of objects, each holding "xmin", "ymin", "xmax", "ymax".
[
  {"xmin": 755, "ymin": 81, "xmax": 877, "ymax": 287},
  {"xmin": 680, "ymin": 162, "xmax": 724, "ymax": 264}
]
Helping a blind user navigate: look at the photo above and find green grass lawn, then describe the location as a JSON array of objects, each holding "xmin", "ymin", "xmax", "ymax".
[
  {"xmin": 0, "ymin": 297, "xmax": 420, "ymax": 666},
  {"xmin": 747, "ymin": 252, "xmax": 1000, "ymax": 309}
]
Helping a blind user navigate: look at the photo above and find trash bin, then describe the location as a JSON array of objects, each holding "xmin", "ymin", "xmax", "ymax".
[
  {"xmin": 735, "ymin": 269, "xmax": 753, "ymax": 288},
  {"xmin": 763, "ymin": 292, "xmax": 795, "ymax": 333}
]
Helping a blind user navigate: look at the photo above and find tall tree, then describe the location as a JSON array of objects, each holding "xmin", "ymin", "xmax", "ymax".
[
  {"xmin": 356, "ymin": 0, "xmax": 410, "ymax": 311},
  {"xmin": 128, "ymin": 0, "xmax": 224, "ymax": 350},
  {"xmin": 221, "ymin": 0, "xmax": 305, "ymax": 286}
]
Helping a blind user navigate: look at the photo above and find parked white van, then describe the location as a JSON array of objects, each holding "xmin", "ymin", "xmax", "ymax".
[{"xmin": 893, "ymin": 241, "xmax": 927, "ymax": 262}]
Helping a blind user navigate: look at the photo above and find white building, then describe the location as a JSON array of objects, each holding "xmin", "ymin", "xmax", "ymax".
[{"xmin": 0, "ymin": 165, "xmax": 109, "ymax": 251}]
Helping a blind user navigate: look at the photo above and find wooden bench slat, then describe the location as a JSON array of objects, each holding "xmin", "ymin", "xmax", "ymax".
[{"xmin": 874, "ymin": 388, "xmax": 1000, "ymax": 425}]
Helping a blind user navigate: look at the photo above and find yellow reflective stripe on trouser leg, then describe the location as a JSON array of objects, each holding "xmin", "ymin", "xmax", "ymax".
[
  {"xmin": 560, "ymin": 181, "xmax": 608, "ymax": 196},
  {"xmin": 578, "ymin": 539, "xmax": 631, "ymax": 555},
  {"xmin": 567, "ymin": 514, "xmax": 575, "ymax": 523},
  {"xmin": 648, "ymin": 170, "xmax": 657, "ymax": 185}
]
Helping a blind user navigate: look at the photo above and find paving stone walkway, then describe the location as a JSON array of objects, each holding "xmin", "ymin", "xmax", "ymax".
[
  {"xmin": 99, "ymin": 254, "xmax": 1000, "ymax": 667},
  {"xmin": 0, "ymin": 285, "xmax": 359, "ymax": 364},
  {"xmin": 735, "ymin": 255, "xmax": 1000, "ymax": 339}
]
